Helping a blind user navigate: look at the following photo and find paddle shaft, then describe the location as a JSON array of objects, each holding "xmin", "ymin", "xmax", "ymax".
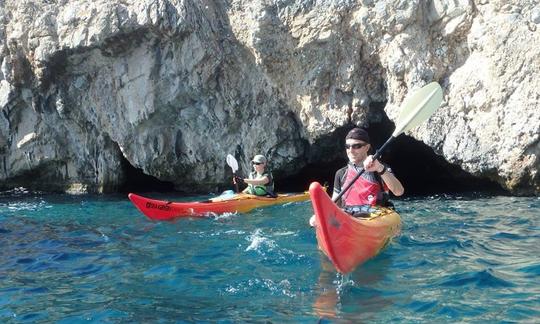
[
  {"xmin": 332, "ymin": 136, "xmax": 395, "ymax": 203},
  {"xmin": 233, "ymin": 172, "xmax": 240, "ymax": 193}
]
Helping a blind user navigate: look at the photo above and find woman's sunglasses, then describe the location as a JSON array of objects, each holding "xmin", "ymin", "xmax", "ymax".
[
  {"xmin": 252, "ymin": 162, "xmax": 263, "ymax": 165},
  {"xmin": 345, "ymin": 143, "xmax": 368, "ymax": 150}
]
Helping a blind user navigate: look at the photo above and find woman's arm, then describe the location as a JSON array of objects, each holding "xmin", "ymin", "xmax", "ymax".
[{"xmin": 243, "ymin": 176, "xmax": 269, "ymax": 186}]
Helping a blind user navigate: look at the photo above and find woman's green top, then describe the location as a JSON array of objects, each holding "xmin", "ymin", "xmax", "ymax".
[{"xmin": 246, "ymin": 171, "xmax": 274, "ymax": 196}]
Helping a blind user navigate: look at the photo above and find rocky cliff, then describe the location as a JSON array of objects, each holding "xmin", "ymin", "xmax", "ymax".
[{"xmin": 0, "ymin": 0, "xmax": 538, "ymax": 195}]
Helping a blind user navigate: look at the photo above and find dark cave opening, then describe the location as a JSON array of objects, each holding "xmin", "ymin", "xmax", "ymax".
[
  {"xmin": 278, "ymin": 118, "xmax": 506, "ymax": 196},
  {"xmin": 119, "ymin": 157, "xmax": 175, "ymax": 193},
  {"xmin": 119, "ymin": 134, "xmax": 506, "ymax": 196},
  {"xmin": 370, "ymin": 135, "xmax": 506, "ymax": 196},
  {"xmin": 279, "ymin": 136, "xmax": 505, "ymax": 196},
  {"xmin": 367, "ymin": 110, "xmax": 507, "ymax": 196}
]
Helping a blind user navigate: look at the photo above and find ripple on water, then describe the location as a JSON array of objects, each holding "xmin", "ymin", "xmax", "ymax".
[
  {"xmin": 391, "ymin": 258, "xmax": 436, "ymax": 270},
  {"xmin": 51, "ymin": 252, "xmax": 87, "ymax": 262},
  {"xmin": 24, "ymin": 287, "xmax": 49, "ymax": 294},
  {"xmin": 490, "ymin": 231, "xmax": 526, "ymax": 240},
  {"xmin": 399, "ymin": 234, "xmax": 473, "ymax": 251},
  {"xmin": 407, "ymin": 300, "xmax": 439, "ymax": 313},
  {"xmin": 19, "ymin": 312, "xmax": 49, "ymax": 322},
  {"xmin": 15, "ymin": 257, "xmax": 34, "ymax": 264},
  {"xmin": 438, "ymin": 269, "xmax": 515, "ymax": 288},
  {"xmin": 73, "ymin": 264, "xmax": 105, "ymax": 277},
  {"xmin": 516, "ymin": 263, "xmax": 540, "ymax": 277},
  {"xmin": 222, "ymin": 278, "xmax": 296, "ymax": 298},
  {"xmin": 56, "ymin": 310, "xmax": 127, "ymax": 324}
]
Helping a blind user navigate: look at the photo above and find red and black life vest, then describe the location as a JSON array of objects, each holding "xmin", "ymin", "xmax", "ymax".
[{"xmin": 340, "ymin": 165, "xmax": 388, "ymax": 206}]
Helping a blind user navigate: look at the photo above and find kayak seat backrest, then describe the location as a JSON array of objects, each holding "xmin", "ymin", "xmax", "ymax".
[
  {"xmin": 351, "ymin": 212, "xmax": 372, "ymax": 218},
  {"xmin": 343, "ymin": 205, "xmax": 376, "ymax": 218}
]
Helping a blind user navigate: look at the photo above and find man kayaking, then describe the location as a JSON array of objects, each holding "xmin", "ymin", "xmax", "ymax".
[
  {"xmin": 233, "ymin": 154, "xmax": 276, "ymax": 197},
  {"xmin": 310, "ymin": 127, "xmax": 404, "ymax": 226}
]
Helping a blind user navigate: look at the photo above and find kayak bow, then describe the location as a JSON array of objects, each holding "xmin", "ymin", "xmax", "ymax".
[{"xmin": 309, "ymin": 182, "xmax": 401, "ymax": 274}]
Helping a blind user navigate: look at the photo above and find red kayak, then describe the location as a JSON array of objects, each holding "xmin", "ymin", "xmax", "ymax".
[
  {"xmin": 129, "ymin": 191, "xmax": 310, "ymax": 221},
  {"xmin": 309, "ymin": 182, "xmax": 401, "ymax": 274}
]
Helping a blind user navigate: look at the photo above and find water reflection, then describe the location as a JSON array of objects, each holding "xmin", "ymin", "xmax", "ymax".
[
  {"xmin": 313, "ymin": 254, "xmax": 393, "ymax": 322},
  {"xmin": 313, "ymin": 258, "xmax": 339, "ymax": 319}
]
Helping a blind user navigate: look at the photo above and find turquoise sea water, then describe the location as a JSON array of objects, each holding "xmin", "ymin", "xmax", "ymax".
[{"xmin": 1, "ymin": 189, "xmax": 539, "ymax": 323}]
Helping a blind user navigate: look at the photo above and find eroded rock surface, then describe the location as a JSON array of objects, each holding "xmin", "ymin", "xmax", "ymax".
[{"xmin": 0, "ymin": 0, "xmax": 538, "ymax": 194}]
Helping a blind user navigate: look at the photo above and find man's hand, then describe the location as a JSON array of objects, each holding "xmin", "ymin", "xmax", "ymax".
[{"xmin": 363, "ymin": 155, "xmax": 384, "ymax": 173}]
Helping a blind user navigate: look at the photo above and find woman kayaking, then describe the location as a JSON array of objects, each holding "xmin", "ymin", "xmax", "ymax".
[
  {"xmin": 310, "ymin": 127, "xmax": 404, "ymax": 226},
  {"xmin": 233, "ymin": 154, "xmax": 276, "ymax": 197}
]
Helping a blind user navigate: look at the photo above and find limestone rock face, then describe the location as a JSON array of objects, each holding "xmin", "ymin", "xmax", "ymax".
[{"xmin": 0, "ymin": 0, "xmax": 538, "ymax": 194}]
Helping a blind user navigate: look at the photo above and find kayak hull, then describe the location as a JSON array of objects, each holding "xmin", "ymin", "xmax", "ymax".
[
  {"xmin": 128, "ymin": 191, "xmax": 310, "ymax": 220},
  {"xmin": 309, "ymin": 181, "xmax": 401, "ymax": 274}
]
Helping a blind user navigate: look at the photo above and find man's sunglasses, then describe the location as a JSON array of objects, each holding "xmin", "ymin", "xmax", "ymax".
[
  {"xmin": 345, "ymin": 143, "xmax": 368, "ymax": 150},
  {"xmin": 252, "ymin": 162, "xmax": 263, "ymax": 165}
]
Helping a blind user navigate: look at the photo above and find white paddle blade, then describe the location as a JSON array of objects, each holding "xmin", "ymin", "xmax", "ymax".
[
  {"xmin": 226, "ymin": 154, "xmax": 239, "ymax": 173},
  {"xmin": 392, "ymin": 82, "xmax": 443, "ymax": 137}
]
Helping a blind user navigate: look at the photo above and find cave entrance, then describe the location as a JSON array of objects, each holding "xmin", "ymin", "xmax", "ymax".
[
  {"xmin": 119, "ymin": 156, "xmax": 175, "ymax": 193},
  {"xmin": 370, "ymin": 134, "xmax": 505, "ymax": 195},
  {"xmin": 279, "ymin": 121, "xmax": 505, "ymax": 196}
]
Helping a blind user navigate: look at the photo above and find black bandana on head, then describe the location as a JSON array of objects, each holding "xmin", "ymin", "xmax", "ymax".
[{"xmin": 345, "ymin": 127, "xmax": 370, "ymax": 143}]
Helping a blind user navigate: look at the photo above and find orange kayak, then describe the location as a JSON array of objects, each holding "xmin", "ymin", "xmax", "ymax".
[
  {"xmin": 309, "ymin": 182, "xmax": 401, "ymax": 274},
  {"xmin": 129, "ymin": 191, "xmax": 310, "ymax": 220}
]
